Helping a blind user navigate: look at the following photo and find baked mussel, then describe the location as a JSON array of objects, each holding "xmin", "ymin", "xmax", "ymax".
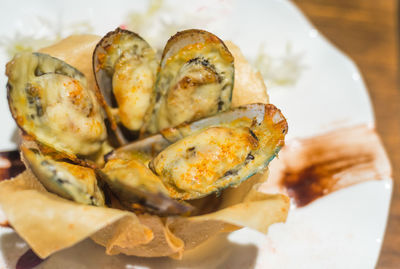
[
  {"xmin": 6, "ymin": 30, "xmax": 285, "ymax": 214},
  {"xmin": 107, "ymin": 103, "xmax": 269, "ymax": 160},
  {"xmin": 0, "ymin": 30, "xmax": 292, "ymax": 259},
  {"xmin": 143, "ymin": 29, "xmax": 235, "ymax": 134},
  {"xmin": 21, "ymin": 145, "xmax": 105, "ymax": 206},
  {"xmin": 103, "ymin": 103, "xmax": 286, "ymax": 208},
  {"xmin": 99, "ymin": 157, "xmax": 193, "ymax": 216},
  {"xmin": 6, "ymin": 52, "xmax": 107, "ymax": 157},
  {"xmin": 149, "ymin": 104, "xmax": 287, "ymax": 200},
  {"xmin": 93, "ymin": 28, "xmax": 157, "ymax": 143}
]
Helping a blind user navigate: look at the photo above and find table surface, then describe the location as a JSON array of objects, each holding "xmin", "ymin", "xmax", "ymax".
[{"xmin": 292, "ymin": 1, "xmax": 399, "ymax": 268}]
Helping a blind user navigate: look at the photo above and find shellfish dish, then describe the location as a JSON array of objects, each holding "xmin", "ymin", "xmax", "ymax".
[{"xmin": 0, "ymin": 28, "xmax": 290, "ymax": 260}]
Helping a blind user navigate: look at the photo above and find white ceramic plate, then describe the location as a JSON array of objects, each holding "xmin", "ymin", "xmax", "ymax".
[{"xmin": 0, "ymin": 0, "xmax": 392, "ymax": 268}]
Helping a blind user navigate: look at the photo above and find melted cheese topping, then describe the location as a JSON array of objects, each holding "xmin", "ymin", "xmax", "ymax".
[
  {"xmin": 145, "ymin": 35, "xmax": 234, "ymax": 134},
  {"xmin": 152, "ymin": 127, "xmax": 258, "ymax": 199},
  {"xmin": 55, "ymin": 161, "xmax": 99, "ymax": 199},
  {"xmin": 33, "ymin": 74, "xmax": 106, "ymax": 155},
  {"xmin": 103, "ymin": 158, "xmax": 168, "ymax": 195},
  {"xmin": 113, "ymin": 52, "xmax": 155, "ymax": 130},
  {"xmin": 7, "ymin": 53, "xmax": 107, "ymax": 156},
  {"xmin": 94, "ymin": 30, "xmax": 157, "ymax": 132},
  {"xmin": 163, "ymin": 61, "xmax": 220, "ymax": 127},
  {"xmin": 22, "ymin": 146, "xmax": 105, "ymax": 206}
]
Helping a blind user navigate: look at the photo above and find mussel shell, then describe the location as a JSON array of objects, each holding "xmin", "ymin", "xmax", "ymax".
[
  {"xmin": 93, "ymin": 28, "xmax": 157, "ymax": 143},
  {"xmin": 107, "ymin": 103, "xmax": 268, "ymax": 161},
  {"xmin": 104, "ymin": 134, "xmax": 169, "ymax": 162},
  {"xmin": 161, "ymin": 103, "xmax": 267, "ymax": 142},
  {"xmin": 150, "ymin": 104, "xmax": 287, "ymax": 200},
  {"xmin": 142, "ymin": 29, "xmax": 235, "ymax": 134},
  {"xmin": 100, "ymin": 158, "xmax": 193, "ymax": 216},
  {"xmin": 6, "ymin": 52, "xmax": 107, "ymax": 157},
  {"xmin": 21, "ymin": 146, "xmax": 105, "ymax": 206}
]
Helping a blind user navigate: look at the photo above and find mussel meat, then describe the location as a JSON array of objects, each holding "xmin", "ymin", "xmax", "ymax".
[
  {"xmin": 100, "ymin": 157, "xmax": 193, "ymax": 216},
  {"xmin": 93, "ymin": 28, "xmax": 157, "ymax": 143},
  {"xmin": 149, "ymin": 104, "xmax": 287, "ymax": 200},
  {"xmin": 142, "ymin": 29, "xmax": 235, "ymax": 134},
  {"xmin": 21, "ymin": 145, "xmax": 105, "ymax": 206},
  {"xmin": 107, "ymin": 103, "xmax": 269, "ymax": 160},
  {"xmin": 6, "ymin": 52, "xmax": 107, "ymax": 157}
]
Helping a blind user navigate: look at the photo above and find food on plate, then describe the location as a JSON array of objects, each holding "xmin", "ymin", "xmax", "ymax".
[
  {"xmin": 93, "ymin": 28, "xmax": 158, "ymax": 144},
  {"xmin": 107, "ymin": 103, "xmax": 274, "ymax": 160},
  {"xmin": 99, "ymin": 157, "xmax": 193, "ymax": 215},
  {"xmin": 6, "ymin": 52, "xmax": 107, "ymax": 157},
  {"xmin": 150, "ymin": 104, "xmax": 287, "ymax": 200},
  {"xmin": 142, "ymin": 29, "xmax": 235, "ymax": 135},
  {"xmin": 0, "ymin": 28, "xmax": 289, "ymax": 259},
  {"xmin": 21, "ymin": 145, "xmax": 105, "ymax": 206}
]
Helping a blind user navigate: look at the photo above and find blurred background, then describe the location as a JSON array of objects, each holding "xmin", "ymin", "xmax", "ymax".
[{"xmin": 292, "ymin": 1, "xmax": 399, "ymax": 268}]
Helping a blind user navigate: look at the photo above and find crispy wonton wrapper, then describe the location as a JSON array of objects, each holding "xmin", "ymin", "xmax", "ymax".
[{"xmin": 0, "ymin": 35, "xmax": 289, "ymax": 259}]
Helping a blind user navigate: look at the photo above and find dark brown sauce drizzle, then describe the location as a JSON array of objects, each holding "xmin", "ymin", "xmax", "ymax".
[
  {"xmin": 282, "ymin": 155, "xmax": 374, "ymax": 207},
  {"xmin": 273, "ymin": 126, "xmax": 389, "ymax": 207},
  {"xmin": 0, "ymin": 150, "xmax": 25, "ymax": 181},
  {"xmin": 16, "ymin": 249, "xmax": 46, "ymax": 269}
]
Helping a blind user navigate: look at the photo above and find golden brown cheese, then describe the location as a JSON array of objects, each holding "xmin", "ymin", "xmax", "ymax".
[
  {"xmin": 7, "ymin": 52, "xmax": 107, "ymax": 156},
  {"xmin": 113, "ymin": 54, "xmax": 155, "ymax": 130},
  {"xmin": 22, "ymin": 146, "xmax": 105, "ymax": 206},
  {"xmin": 103, "ymin": 158, "xmax": 169, "ymax": 196},
  {"xmin": 157, "ymin": 46, "xmax": 225, "ymax": 129},
  {"xmin": 151, "ymin": 126, "xmax": 258, "ymax": 199},
  {"xmin": 144, "ymin": 30, "xmax": 234, "ymax": 134},
  {"xmin": 151, "ymin": 104, "xmax": 287, "ymax": 200},
  {"xmin": 93, "ymin": 29, "xmax": 157, "ymax": 132},
  {"xmin": 101, "ymin": 158, "xmax": 192, "ymax": 215}
]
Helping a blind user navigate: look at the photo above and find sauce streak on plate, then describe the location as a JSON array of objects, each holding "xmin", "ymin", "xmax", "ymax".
[
  {"xmin": 263, "ymin": 125, "xmax": 391, "ymax": 207},
  {"xmin": 16, "ymin": 249, "xmax": 46, "ymax": 269},
  {"xmin": 0, "ymin": 150, "xmax": 25, "ymax": 181},
  {"xmin": 282, "ymin": 152, "xmax": 375, "ymax": 207}
]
